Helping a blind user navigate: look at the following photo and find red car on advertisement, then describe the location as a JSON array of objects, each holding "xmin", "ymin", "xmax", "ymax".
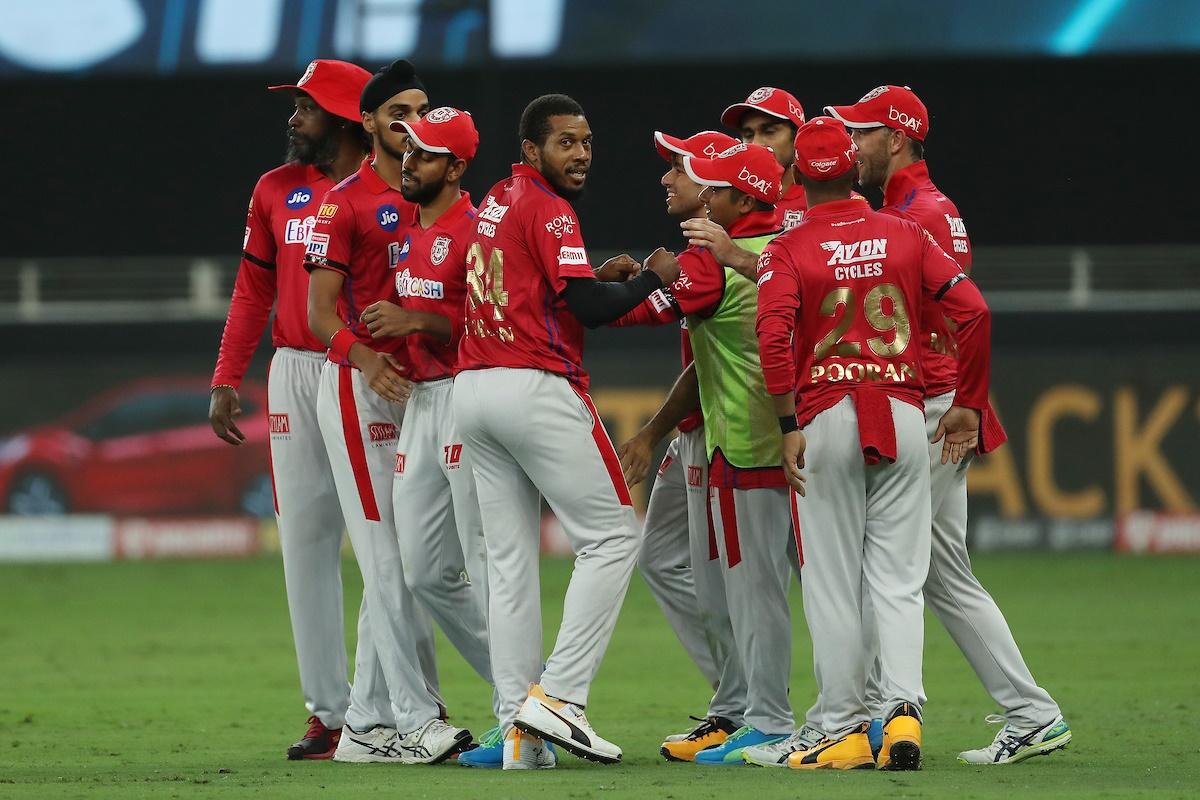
[{"xmin": 0, "ymin": 377, "xmax": 273, "ymax": 518}]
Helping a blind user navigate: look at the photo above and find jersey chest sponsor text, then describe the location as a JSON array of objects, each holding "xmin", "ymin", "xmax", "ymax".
[
  {"xmin": 395, "ymin": 268, "xmax": 445, "ymax": 299},
  {"xmin": 284, "ymin": 215, "xmax": 316, "ymax": 245}
]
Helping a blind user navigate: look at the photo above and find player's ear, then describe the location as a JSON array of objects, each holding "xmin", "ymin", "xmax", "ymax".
[
  {"xmin": 520, "ymin": 138, "xmax": 540, "ymax": 168},
  {"xmin": 361, "ymin": 110, "xmax": 375, "ymax": 136},
  {"xmin": 448, "ymin": 158, "xmax": 467, "ymax": 183}
]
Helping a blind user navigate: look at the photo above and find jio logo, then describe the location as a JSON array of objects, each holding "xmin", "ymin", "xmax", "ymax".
[
  {"xmin": 378, "ymin": 204, "xmax": 400, "ymax": 231},
  {"xmin": 285, "ymin": 187, "xmax": 312, "ymax": 209}
]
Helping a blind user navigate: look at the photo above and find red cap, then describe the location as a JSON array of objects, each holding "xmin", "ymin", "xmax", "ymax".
[
  {"xmin": 683, "ymin": 142, "xmax": 784, "ymax": 204},
  {"xmin": 653, "ymin": 130, "xmax": 739, "ymax": 162},
  {"xmin": 824, "ymin": 85, "xmax": 929, "ymax": 141},
  {"xmin": 793, "ymin": 117, "xmax": 858, "ymax": 181},
  {"xmin": 269, "ymin": 59, "xmax": 371, "ymax": 123},
  {"xmin": 720, "ymin": 87, "xmax": 805, "ymax": 129},
  {"xmin": 389, "ymin": 107, "xmax": 479, "ymax": 161}
]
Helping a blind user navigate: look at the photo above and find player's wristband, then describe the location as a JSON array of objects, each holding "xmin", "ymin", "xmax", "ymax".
[
  {"xmin": 778, "ymin": 414, "xmax": 799, "ymax": 434},
  {"xmin": 329, "ymin": 328, "xmax": 357, "ymax": 363},
  {"xmin": 210, "ymin": 383, "xmax": 236, "ymax": 393}
]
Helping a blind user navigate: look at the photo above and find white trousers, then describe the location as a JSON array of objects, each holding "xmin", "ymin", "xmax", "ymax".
[
  {"xmin": 453, "ymin": 368, "xmax": 640, "ymax": 728},
  {"xmin": 316, "ymin": 361, "xmax": 444, "ymax": 732}
]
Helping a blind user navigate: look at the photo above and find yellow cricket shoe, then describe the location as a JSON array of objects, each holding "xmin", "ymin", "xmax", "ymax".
[
  {"xmin": 786, "ymin": 724, "xmax": 876, "ymax": 770},
  {"xmin": 876, "ymin": 703, "xmax": 922, "ymax": 771},
  {"xmin": 660, "ymin": 716, "xmax": 739, "ymax": 762}
]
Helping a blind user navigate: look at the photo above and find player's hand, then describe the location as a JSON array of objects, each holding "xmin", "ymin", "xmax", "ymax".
[
  {"xmin": 781, "ymin": 430, "xmax": 807, "ymax": 496},
  {"xmin": 208, "ymin": 386, "xmax": 245, "ymax": 446},
  {"xmin": 932, "ymin": 405, "xmax": 980, "ymax": 465},
  {"xmin": 680, "ymin": 218, "xmax": 737, "ymax": 261},
  {"xmin": 361, "ymin": 301, "xmax": 420, "ymax": 338},
  {"xmin": 362, "ymin": 352, "xmax": 413, "ymax": 403},
  {"xmin": 644, "ymin": 247, "xmax": 682, "ymax": 285},
  {"xmin": 594, "ymin": 254, "xmax": 639, "ymax": 283},
  {"xmin": 618, "ymin": 430, "xmax": 656, "ymax": 487}
]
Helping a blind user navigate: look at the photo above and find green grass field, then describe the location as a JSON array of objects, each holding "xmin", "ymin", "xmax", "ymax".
[{"xmin": 2, "ymin": 553, "xmax": 1198, "ymax": 798}]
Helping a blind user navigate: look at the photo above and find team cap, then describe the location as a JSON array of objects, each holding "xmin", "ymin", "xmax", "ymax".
[
  {"xmin": 268, "ymin": 59, "xmax": 371, "ymax": 123},
  {"xmin": 390, "ymin": 107, "xmax": 479, "ymax": 161},
  {"xmin": 824, "ymin": 85, "xmax": 929, "ymax": 141},
  {"xmin": 653, "ymin": 130, "xmax": 739, "ymax": 162},
  {"xmin": 720, "ymin": 86, "xmax": 806, "ymax": 129},
  {"xmin": 792, "ymin": 117, "xmax": 858, "ymax": 181},
  {"xmin": 683, "ymin": 142, "xmax": 784, "ymax": 204}
]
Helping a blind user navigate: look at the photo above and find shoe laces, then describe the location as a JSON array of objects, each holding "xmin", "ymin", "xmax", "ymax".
[
  {"xmin": 303, "ymin": 715, "xmax": 327, "ymax": 739},
  {"xmin": 724, "ymin": 725, "xmax": 754, "ymax": 745},
  {"xmin": 981, "ymin": 714, "xmax": 1023, "ymax": 753},
  {"xmin": 478, "ymin": 726, "xmax": 504, "ymax": 748},
  {"xmin": 685, "ymin": 716, "xmax": 726, "ymax": 741}
]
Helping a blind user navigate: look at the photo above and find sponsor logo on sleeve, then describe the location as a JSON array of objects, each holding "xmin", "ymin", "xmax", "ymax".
[
  {"xmin": 284, "ymin": 215, "xmax": 317, "ymax": 245},
  {"xmin": 306, "ymin": 232, "xmax": 330, "ymax": 257},
  {"xmin": 285, "ymin": 187, "xmax": 312, "ymax": 209},
  {"xmin": 544, "ymin": 213, "xmax": 577, "ymax": 239},
  {"xmin": 430, "ymin": 235, "xmax": 452, "ymax": 265},
  {"xmin": 649, "ymin": 289, "xmax": 672, "ymax": 313},
  {"xmin": 377, "ymin": 205, "xmax": 400, "ymax": 232},
  {"xmin": 558, "ymin": 245, "xmax": 589, "ymax": 266},
  {"xmin": 243, "ymin": 226, "xmax": 251, "ymax": 248},
  {"xmin": 757, "ymin": 270, "xmax": 774, "ymax": 286},
  {"xmin": 318, "ymin": 203, "xmax": 338, "ymax": 219}
]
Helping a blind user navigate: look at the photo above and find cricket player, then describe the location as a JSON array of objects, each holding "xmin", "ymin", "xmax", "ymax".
[
  {"xmin": 616, "ymin": 142, "xmax": 797, "ymax": 765},
  {"xmin": 826, "ymin": 86, "xmax": 1071, "ymax": 764},
  {"xmin": 208, "ymin": 59, "xmax": 379, "ymax": 760},
  {"xmin": 452, "ymin": 93, "xmax": 681, "ymax": 769},
  {"xmin": 617, "ymin": 130, "xmax": 747, "ymax": 761},
  {"xmin": 755, "ymin": 118, "xmax": 993, "ymax": 771},
  {"xmin": 306, "ymin": 59, "xmax": 470, "ymax": 764},
  {"xmin": 356, "ymin": 107, "xmax": 505, "ymax": 767}
]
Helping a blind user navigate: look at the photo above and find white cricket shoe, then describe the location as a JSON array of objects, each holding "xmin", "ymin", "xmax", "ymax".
[
  {"xmin": 502, "ymin": 727, "xmax": 557, "ymax": 770},
  {"xmin": 513, "ymin": 684, "xmax": 622, "ymax": 764},
  {"xmin": 742, "ymin": 724, "xmax": 825, "ymax": 767},
  {"xmin": 333, "ymin": 726, "xmax": 402, "ymax": 763},
  {"xmin": 958, "ymin": 714, "xmax": 1072, "ymax": 765}
]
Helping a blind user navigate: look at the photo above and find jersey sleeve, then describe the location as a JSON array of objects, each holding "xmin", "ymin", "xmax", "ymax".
[
  {"xmin": 919, "ymin": 230, "xmax": 990, "ymax": 412},
  {"xmin": 212, "ymin": 182, "xmax": 277, "ymax": 389},
  {"xmin": 528, "ymin": 198, "xmax": 593, "ymax": 292},
  {"xmin": 609, "ymin": 250, "xmax": 724, "ymax": 327},
  {"xmin": 754, "ymin": 242, "xmax": 801, "ymax": 396},
  {"xmin": 303, "ymin": 193, "xmax": 353, "ymax": 275}
]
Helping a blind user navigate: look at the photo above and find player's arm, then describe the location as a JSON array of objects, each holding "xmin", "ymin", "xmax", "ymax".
[
  {"xmin": 919, "ymin": 231, "xmax": 992, "ymax": 464},
  {"xmin": 360, "ymin": 302, "xmax": 452, "ymax": 343},
  {"xmin": 561, "ymin": 247, "xmax": 680, "ymax": 328},
  {"xmin": 617, "ymin": 363, "xmax": 700, "ymax": 486},
  {"xmin": 610, "ymin": 249, "xmax": 725, "ymax": 328},
  {"xmin": 680, "ymin": 218, "xmax": 761, "ymax": 281},
  {"xmin": 755, "ymin": 245, "xmax": 806, "ymax": 494},
  {"xmin": 210, "ymin": 182, "xmax": 278, "ymax": 446}
]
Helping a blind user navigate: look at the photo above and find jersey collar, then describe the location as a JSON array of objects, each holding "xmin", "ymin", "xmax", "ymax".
[
  {"xmin": 409, "ymin": 190, "xmax": 474, "ymax": 231},
  {"xmin": 802, "ymin": 196, "xmax": 872, "ymax": 220},
  {"xmin": 358, "ymin": 157, "xmax": 394, "ymax": 195},
  {"xmin": 883, "ymin": 160, "xmax": 932, "ymax": 209},
  {"xmin": 511, "ymin": 163, "xmax": 559, "ymax": 196},
  {"xmin": 728, "ymin": 208, "xmax": 783, "ymax": 239}
]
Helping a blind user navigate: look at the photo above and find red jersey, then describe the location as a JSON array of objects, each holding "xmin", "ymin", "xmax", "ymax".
[
  {"xmin": 391, "ymin": 192, "xmax": 476, "ymax": 382},
  {"xmin": 881, "ymin": 160, "xmax": 972, "ymax": 397},
  {"xmin": 303, "ymin": 158, "xmax": 415, "ymax": 365},
  {"xmin": 212, "ymin": 163, "xmax": 332, "ymax": 388},
  {"xmin": 774, "ymin": 181, "xmax": 807, "ymax": 232},
  {"xmin": 456, "ymin": 164, "xmax": 596, "ymax": 388},
  {"xmin": 756, "ymin": 197, "xmax": 991, "ymax": 462},
  {"xmin": 678, "ymin": 326, "xmax": 702, "ymax": 433}
]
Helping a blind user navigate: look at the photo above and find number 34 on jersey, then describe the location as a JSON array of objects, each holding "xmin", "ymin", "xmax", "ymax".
[{"xmin": 465, "ymin": 242, "xmax": 514, "ymax": 343}]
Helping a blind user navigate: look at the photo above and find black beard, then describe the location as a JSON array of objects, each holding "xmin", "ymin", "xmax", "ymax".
[
  {"xmin": 545, "ymin": 170, "xmax": 585, "ymax": 201},
  {"xmin": 401, "ymin": 174, "xmax": 444, "ymax": 205},
  {"xmin": 285, "ymin": 126, "xmax": 340, "ymax": 166}
]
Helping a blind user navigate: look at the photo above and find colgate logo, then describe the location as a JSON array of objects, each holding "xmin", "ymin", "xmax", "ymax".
[
  {"xmin": 368, "ymin": 423, "xmax": 397, "ymax": 443},
  {"xmin": 888, "ymin": 106, "xmax": 922, "ymax": 133},
  {"xmin": 809, "ymin": 157, "xmax": 841, "ymax": 173}
]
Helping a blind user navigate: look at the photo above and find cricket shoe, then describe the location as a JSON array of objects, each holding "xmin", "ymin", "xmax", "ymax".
[
  {"xmin": 513, "ymin": 684, "xmax": 621, "ymax": 764},
  {"xmin": 660, "ymin": 715, "xmax": 739, "ymax": 762},
  {"xmin": 787, "ymin": 723, "xmax": 876, "ymax": 770},
  {"xmin": 958, "ymin": 714, "xmax": 1072, "ymax": 765},
  {"xmin": 876, "ymin": 703, "xmax": 922, "ymax": 771},
  {"xmin": 334, "ymin": 720, "xmax": 471, "ymax": 764},
  {"xmin": 693, "ymin": 725, "xmax": 787, "ymax": 766},
  {"xmin": 742, "ymin": 724, "xmax": 824, "ymax": 767},
  {"xmin": 458, "ymin": 725, "xmax": 504, "ymax": 768},
  {"xmin": 503, "ymin": 727, "xmax": 558, "ymax": 770},
  {"xmin": 286, "ymin": 715, "xmax": 340, "ymax": 760}
]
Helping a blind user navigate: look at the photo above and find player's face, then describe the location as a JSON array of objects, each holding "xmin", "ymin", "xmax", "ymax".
[
  {"xmin": 532, "ymin": 115, "xmax": 592, "ymax": 200},
  {"xmin": 699, "ymin": 185, "xmax": 741, "ymax": 230},
  {"xmin": 401, "ymin": 146, "xmax": 453, "ymax": 205},
  {"xmin": 286, "ymin": 93, "xmax": 339, "ymax": 165},
  {"xmin": 739, "ymin": 111, "xmax": 795, "ymax": 169},
  {"xmin": 661, "ymin": 155, "xmax": 705, "ymax": 218},
  {"xmin": 850, "ymin": 126, "xmax": 893, "ymax": 189},
  {"xmin": 366, "ymin": 89, "xmax": 431, "ymax": 163}
]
